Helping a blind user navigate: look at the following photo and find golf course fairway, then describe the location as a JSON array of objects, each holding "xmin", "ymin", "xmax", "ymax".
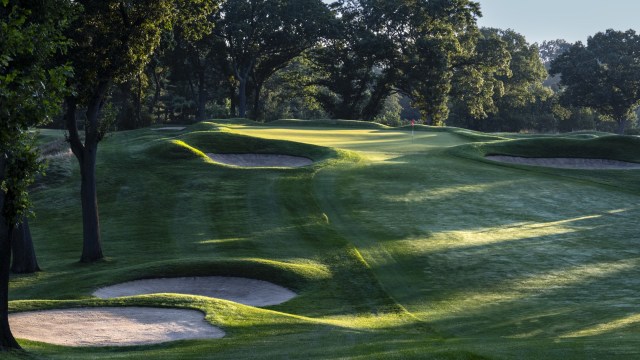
[{"xmin": 6, "ymin": 120, "xmax": 640, "ymax": 359}]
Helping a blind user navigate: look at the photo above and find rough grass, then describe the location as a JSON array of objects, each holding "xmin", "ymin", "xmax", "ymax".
[{"xmin": 9, "ymin": 120, "xmax": 640, "ymax": 359}]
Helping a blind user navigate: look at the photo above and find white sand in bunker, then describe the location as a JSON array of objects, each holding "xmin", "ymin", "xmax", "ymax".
[
  {"xmin": 486, "ymin": 155, "xmax": 640, "ymax": 170},
  {"xmin": 207, "ymin": 153, "xmax": 313, "ymax": 168},
  {"xmin": 9, "ymin": 307, "xmax": 225, "ymax": 347},
  {"xmin": 93, "ymin": 276, "xmax": 297, "ymax": 307}
]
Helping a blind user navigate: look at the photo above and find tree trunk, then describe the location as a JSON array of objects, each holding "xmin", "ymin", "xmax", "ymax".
[
  {"xmin": 11, "ymin": 217, "xmax": 40, "ymax": 274},
  {"xmin": 134, "ymin": 74, "xmax": 142, "ymax": 128},
  {"xmin": 150, "ymin": 69, "xmax": 162, "ymax": 119},
  {"xmin": 79, "ymin": 142, "xmax": 102, "ymax": 262},
  {"xmin": 251, "ymin": 81, "xmax": 264, "ymax": 121},
  {"xmin": 362, "ymin": 84, "xmax": 391, "ymax": 121},
  {"xmin": 65, "ymin": 95, "xmax": 105, "ymax": 263},
  {"xmin": 196, "ymin": 67, "xmax": 207, "ymax": 122},
  {"xmin": 238, "ymin": 75, "xmax": 248, "ymax": 118},
  {"xmin": 234, "ymin": 61, "xmax": 254, "ymax": 119},
  {"xmin": 617, "ymin": 118, "xmax": 626, "ymax": 135},
  {"xmin": 0, "ymin": 156, "xmax": 21, "ymax": 350}
]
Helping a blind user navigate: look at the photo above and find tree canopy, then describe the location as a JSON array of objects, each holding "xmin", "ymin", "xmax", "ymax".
[
  {"xmin": 1, "ymin": 0, "xmax": 71, "ymax": 349},
  {"xmin": 550, "ymin": 29, "xmax": 640, "ymax": 134},
  {"xmin": 211, "ymin": 0, "xmax": 333, "ymax": 119}
]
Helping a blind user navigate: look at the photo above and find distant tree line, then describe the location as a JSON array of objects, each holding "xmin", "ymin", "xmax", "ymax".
[{"xmin": 38, "ymin": 0, "xmax": 640, "ymax": 135}]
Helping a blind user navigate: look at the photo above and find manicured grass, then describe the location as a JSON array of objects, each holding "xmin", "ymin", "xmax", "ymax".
[{"xmin": 8, "ymin": 120, "xmax": 640, "ymax": 359}]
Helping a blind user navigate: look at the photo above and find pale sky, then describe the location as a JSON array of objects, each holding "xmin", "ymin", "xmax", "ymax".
[{"xmin": 476, "ymin": 0, "xmax": 640, "ymax": 44}]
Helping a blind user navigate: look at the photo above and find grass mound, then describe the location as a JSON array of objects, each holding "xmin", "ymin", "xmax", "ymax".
[
  {"xmin": 454, "ymin": 135, "xmax": 640, "ymax": 163},
  {"xmin": 148, "ymin": 130, "xmax": 340, "ymax": 166}
]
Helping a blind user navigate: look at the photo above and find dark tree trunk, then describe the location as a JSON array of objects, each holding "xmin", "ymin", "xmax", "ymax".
[
  {"xmin": 234, "ymin": 61, "xmax": 254, "ymax": 119},
  {"xmin": 11, "ymin": 217, "xmax": 40, "ymax": 274},
  {"xmin": 196, "ymin": 67, "xmax": 207, "ymax": 122},
  {"xmin": 251, "ymin": 81, "xmax": 264, "ymax": 121},
  {"xmin": 0, "ymin": 156, "xmax": 21, "ymax": 350},
  {"xmin": 617, "ymin": 118, "xmax": 626, "ymax": 135},
  {"xmin": 134, "ymin": 74, "xmax": 143, "ymax": 128},
  {"xmin": 65, "ymin": 93, "xmax": 105, "ymax": 263},
  {"xmin": 150, "ymin": 69, "xmax": 162, "ymax": 119},
  {"xmin": 237, "ymin": 75, "xmax": 248, "ymax": 118},
  {"xmin": 362, "ymin": 85, "xmax": 391, "ymax": 122},
  {"xmin": 79, "ymin": 142, "xmax": 102, "ymax": 262},
  {"xmin": 228, "ymin": 84, "xmax": 238, "ymax": 117}
]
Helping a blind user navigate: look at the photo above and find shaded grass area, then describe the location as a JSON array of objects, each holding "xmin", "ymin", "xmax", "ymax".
[
  {"xmin": 10, "ymin": 120, "xmax": 640, "ymax": 358},
  {"xmin": 462, "ymin": 135, "xmax": 640, "ymax": 162}
]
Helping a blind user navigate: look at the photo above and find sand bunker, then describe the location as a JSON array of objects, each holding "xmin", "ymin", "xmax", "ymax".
[
  {"xmin": 9, "ymin": 307, "xmax": 224, "ymax": 347},
  {"xmin": 93, "ymin": 276, "xmax": 297, "ymax": 307},
  {"xmin": 207, "ymin": 153, "xmax": 313, "ymax": 168},
  {"xmin": 486, "ymin": 155, "xmax": 640, "ymax": 170}
]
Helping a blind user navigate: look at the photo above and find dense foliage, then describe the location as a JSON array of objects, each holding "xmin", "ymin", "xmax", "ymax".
[
  {"xmin": 550, "ymin": 29, "xmax": 640, "ymax": 134},
  {"xmin": 39, "ymin": 1, "xmax": 634, "ymax": 135},
  {"xmin": 0, "ymin": 0, "xmax": 71, "ymax": 349}
]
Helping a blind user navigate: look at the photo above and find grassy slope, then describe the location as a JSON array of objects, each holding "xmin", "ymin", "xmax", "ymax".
[{"xmin": 7, "ymin": 122, "xmax": 640, "ymax": 359}]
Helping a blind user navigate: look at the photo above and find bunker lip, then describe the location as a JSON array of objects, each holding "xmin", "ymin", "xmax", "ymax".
[
  {"xmin": 486, "ymin": 155, "xmax": 640, "ymax": 170},
  {"xmin": 93, "ymin": 276, "xmax": 297, "ymax": 307},
  {"xmin": 9, "ymin": 307, "xmax": 225, "ymax": 347},
  {"xmin": 206, "ymin": 153, "xmax": 313, "ymax": 168}
]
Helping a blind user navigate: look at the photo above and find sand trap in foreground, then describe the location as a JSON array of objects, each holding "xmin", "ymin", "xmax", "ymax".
[
  {"xmin": 486, "ymin": 155, "xmax": 640, "ymax": 170},
  {"xmin": 94, "ymin": 276, "xmax": 297, "ymax": 307},
  {"xmin": 9, "ymin": 307, "xmax": 224, "ymax": 347},
  {"xmin": 207, "ymin": 153, "xmax": 313, "ymax": 168}
]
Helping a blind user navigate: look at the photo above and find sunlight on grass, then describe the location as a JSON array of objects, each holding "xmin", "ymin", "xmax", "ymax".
[
  {"xmin": 396, "ymin": 214, "xmax": 605, "ymax": 254},
  {"xmin": 226, "ymin": 125, "xmax": 466, "ymax": 153},
  {"xmin": 405, "ymin": 208, "xmax": 632, "ymax": 253},
  {"xmin": 320, "ymin": 313, "xmax": 416, "ymax": 330},
  {"xmin": 422, "ymin": 258, "xmax": 640, "ymax": 320},
  {"xmin": 199, "ymin": 237, "xmax": 248, "ymax": 244},
  {"xmin": 171, "ymin": 139, "xmax": 212, "ymax": 161},
  {"xmin": 383, "ymin": 180, "xmax": 521, "ymax": 202},
  {"xmin": 561, "ymin": 313, "xmax": 640, "ymax": 338}
]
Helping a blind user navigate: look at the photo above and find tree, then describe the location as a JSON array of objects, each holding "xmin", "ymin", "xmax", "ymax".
[
  {"xmin": 448, "ymin": 27, "xmax": 511, "ymax": 123},
  {"xmin": 1, "ymin": 0, "xmax": 70, "ymax": 349},
  {"xmin": 550, "ymin": 29, "xmax": 640, "ymax": 134},
  {"xmin": 64, "ymin": 0, "xmax": 218, "ymax": 262},
  {"xmin": 488, "ymin": 29, "xmax": 549, "ymax": 113},
  {"xmin": 160, "ymin": 4, "xmax": 223, "ymax": 123},
  {"xmin": 449, "ymin": 28, "xmax": 550, "ymax": 132},
  {"xmin": 374, "ymin": 93, "xmax": 403, "ymax": 126},
  {"xmin": 539, "ymin": 39, "xmax": 572, "ymax": 67},
  {"xmin": 11, "ymin": 217, "xmax": 40, "ymax": 274},
  {"xmin": 398, "ymin": 0, "xmax": 484, "ymax": 124},
  {"xmin": 261, "ymin": 57, "xmax": 328, "ymax": 121},
  {"xmin": 538, "ymin": 39, "xmax": 571, "ymax": 90},
  {"xmin": 309, "ymin": 0, "xmax": 395, "ymax": 120},
  {"xmin": 308, "ymin": 0, "xmax": 488, "ymax": 124},
  {"xmin": 211, "ymin": 0, "xmax": 333, "ymax": 119},
  {"xmin": 353, "ymin": 0, "xmax": 486, "ymax": 125}
]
